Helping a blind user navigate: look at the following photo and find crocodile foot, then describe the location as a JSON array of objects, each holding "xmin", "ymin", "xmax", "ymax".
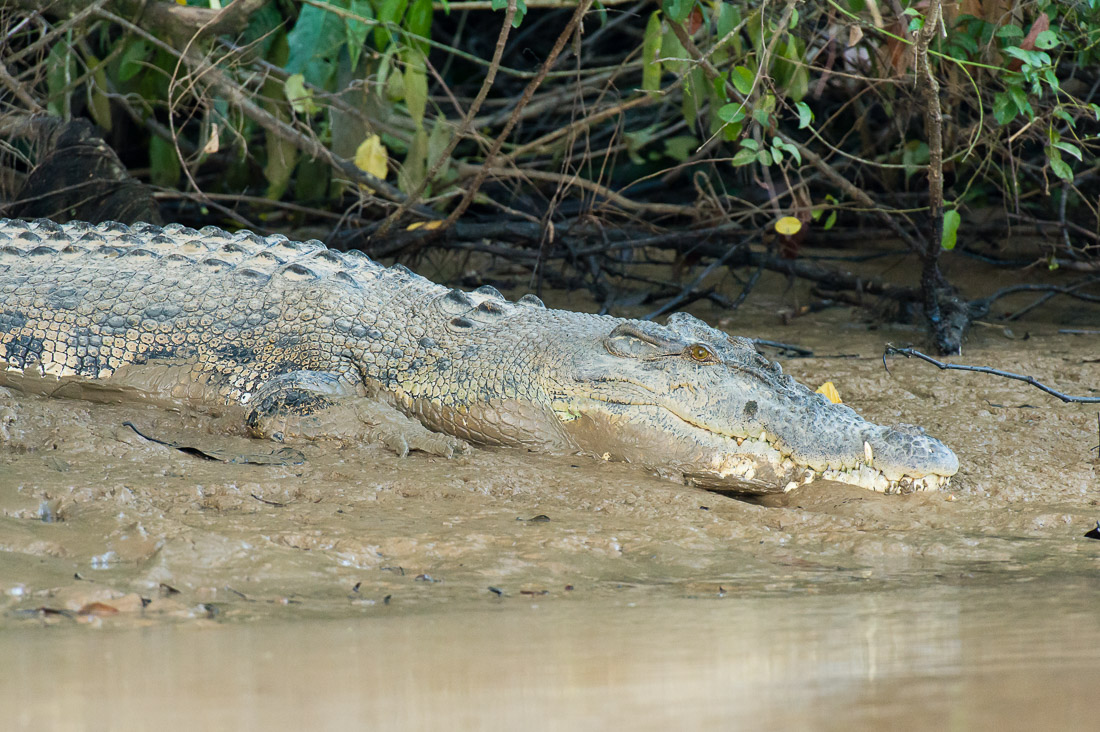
[{"xmin": 244, "ymin": 370, "xmax": 468, "ymax": 458}]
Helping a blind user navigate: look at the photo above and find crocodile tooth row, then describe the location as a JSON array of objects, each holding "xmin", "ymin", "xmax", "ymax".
[
  {"xmin": 743, "ymin": 433, "xmax": 950, "ymax": 493},
  {"xmin": 818, "ymin": 467, "xmax": 950, "ymax": 493}
]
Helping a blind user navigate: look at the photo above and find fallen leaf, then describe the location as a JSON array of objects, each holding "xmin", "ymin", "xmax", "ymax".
[{"xmin": 816, "ymin": 382, "xmax": 843, "ymax": 404}]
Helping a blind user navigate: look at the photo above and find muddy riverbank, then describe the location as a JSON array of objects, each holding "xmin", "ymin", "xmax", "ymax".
[{"xmin": 1, "ymin": 259, "xmax": 1097, "ymax": 728}]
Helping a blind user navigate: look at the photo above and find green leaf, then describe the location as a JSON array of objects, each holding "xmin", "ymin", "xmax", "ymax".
[
  {"xmin": 642, "ymin": 11, "xmax": 663, "ymax": 98},
  {"xmin": 376, "ymin": 0, "xmax": 409, "ymax": 49},
  {"xmin": 1003, "ymin": 46, "xmax": 1047, "ymax": 68},
  {"xmin": 952, "ymin": 33, "xmax": 978, "ymax": 54},
  {"xmin": 426, "ymin": 115, "xmax": 452, "ymax": 175},
  {"xmin": 149, "ymin": 134, "xmax": 181, "ymax": 189},
  {"xmin": 407, "ymin": 0, "xmax": 433, "ymax": 38},
  {"xmin": 771, "ymin": 38, "xmax": 808, "ymax": 102},
  {"xmin": 775, "ymin": 138, "xmax": 801, "ymax": 165},
  {"xmin": 263, "ymin": 125, "xmax": 298, "ymax": 199},
  {"xmin": 796, "ymin": 100, "xmax": 814, "ymax": 129},
  {"xmin": 1042, "ymin": 69, "xmax": 1059, "ymax": 91},
  {"xmin": 682, "ymin": 67, "xmax": 704, "ymax": 128},
  {"xmin": 824, "ymin": 210, "xmax": 837, "ymax": 230},
  {"xmin": 1008, "ymin": 85, "xmax": 1028, "ymax": 111},
  {"xmin": 731, "ymin": 65, "xmax": 754, "ymax": 96},
  {"xmin": 941, "ymin": 209, "xmax": 961, "ymax": 250},
  {"xmin": 902, "ymin": 139, "xmax": 929, "ymax": 179},
  {"xmin": 730, "ymin": 148, "xmax": 757, "ymax": 167},
  {"xmin": 664, "ymin": 135, "xmax": 697, "ymax": 162},
  {"xmin": 286, "ymin": 0, "xmax": 346, "ymax": 87},
  {"xmin": 404, "ymin": 51, "xmax": 427, "ymax": 128},
  {"xmin": 715, "ymin": 1, "xmax": 739, "ymax": 40},
  {"xmin": 717, "ymin": 103, "xmax": 746, "ymax": 124},
  {"xmin": 491, "ymin": 0, "xmax": 525, "ymax": 25},
  {"xmin": 240, "ymin": 3, "xmax": 285, "ymax": 58},
  {"xmin": 624, "ymin": 127, "xmax": 656, "ymax": 165},
  {"xmin": 87, "ymin": 54, "xmax": 112, "ymax": 132},
  {"xmin": 1033, "ymin": 30, "xmax": 1059, "ymax": 50},
  {"xmin": 661, "ymin": 0, "xmax": 693, "ymax": 24},
  {"xmin": 795, "ymin": 101, "xmax": 813, "ymax": 129},
  {"xmin": 45, "ymin": 41, "xmax": 76, "ymax": 118},
  {"xmin": 345, "ymin": 0, "xmax": 373, "ymax": 69},
  {"xmin": 740, "ymin": 137, "xmax": 759, "ymax": 151},
  {"xmin": 770, "ymin": 146, "xmax": 783, "ymax": 164},
  {"xmin": 756, "ymin": 149, "xmax": 770, "ymax": 166},
  {"xmin": 996, "ymin": 24, "xmax": 1023, "ymax": 39},
  {"xmin": 118, "ymin": 40, "xmax": 149, "ymax": 83},
  {"xmin": 1053, "ymin": 141, "xmax": 1082, "ymax": 161},
  {"xmin": 660, "ymin": 28, "xmax": 686, "ymax": 74},
  {"xmin": 399, "ymin": 128, "xmax": 428, "ymax": 195},
  {"xmin": 993, "ymin": 91, "xmax": 1017, "ymax": 125},
  {"xmin": 284, "ymin": 73, "xmax": 320, "ymax": 115},
  {"xmin": 1048, "ymin": 152, "xmax": 1073, "ymax": 182},
  {"xmin": 385, "ymin": 65, "xmax": 405, "ymax": 101}
]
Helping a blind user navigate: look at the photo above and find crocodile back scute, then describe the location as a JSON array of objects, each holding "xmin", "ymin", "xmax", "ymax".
[
  {"xmin": 0, "ymin": 218, "xmax": 392, "ymax": 283},
  {"xmin": 0, "ymin": 218, "xmax": 443, "ymax": 404}
]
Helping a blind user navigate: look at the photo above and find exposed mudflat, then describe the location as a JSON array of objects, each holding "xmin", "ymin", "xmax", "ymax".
[{"xmin": 1, "ymin": 259, "xmax": 1098, "ymax": 728}]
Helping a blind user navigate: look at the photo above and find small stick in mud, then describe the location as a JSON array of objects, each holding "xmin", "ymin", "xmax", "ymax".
[{"xmin": 883, "ymin": 346, "xmax": 1100, "ymax": 404}]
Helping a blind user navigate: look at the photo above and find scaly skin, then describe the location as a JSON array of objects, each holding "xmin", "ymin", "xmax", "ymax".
[{"xmin": 0, "ymin": 218, "xmax": 958, "ymax": 494}]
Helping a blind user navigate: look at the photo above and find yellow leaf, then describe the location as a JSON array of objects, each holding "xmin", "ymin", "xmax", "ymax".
[
  {"xmin": 355, "ymin": 134, "xmax": 388, "ymax": 183},
  {"xmin": 816, "ymin": 382, "xmax": 842, "ymax": 404},
  {"xmin": 775, "ymin": 216, "xmax": 802, "ymax": 235},
  {"xmin": 406, "ymin": 220, "xmax": 445, "ymax": 231},
  {"xmin": 284, "ymin": 73, "xmax": 319, "ymax": 115}
]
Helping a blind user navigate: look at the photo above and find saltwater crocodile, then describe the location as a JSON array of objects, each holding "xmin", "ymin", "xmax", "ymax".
[{"xmin": 0, "ymin": 218, "xmax": 958, "ymax": 494}]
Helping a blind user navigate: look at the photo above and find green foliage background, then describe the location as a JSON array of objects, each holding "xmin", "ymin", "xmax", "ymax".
[{"xmin": 5, "ymin": 0, "xmax": 1099, "ymax": 261}]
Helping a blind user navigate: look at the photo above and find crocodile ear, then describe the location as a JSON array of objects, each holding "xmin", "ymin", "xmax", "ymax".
[{"xmin": 605, "ymin": 321, "xmax": 685, "ymax": 358}]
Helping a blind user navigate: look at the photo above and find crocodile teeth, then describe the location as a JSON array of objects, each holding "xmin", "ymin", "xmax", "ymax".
[{"xmin": 863, "ymin": 440, "xmax": 873, "ymax": 465}]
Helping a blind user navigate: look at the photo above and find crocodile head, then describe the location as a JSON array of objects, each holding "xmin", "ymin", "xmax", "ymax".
[{"xmin": 552, "ymin": 312, "xmax": 958, "ymax": 494}]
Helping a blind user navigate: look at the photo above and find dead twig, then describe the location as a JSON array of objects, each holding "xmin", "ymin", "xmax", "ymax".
[
  {"xmin": 375, "ymin": 0, "xmax": 518, "ymax": 237},
  {"xmin": 442, "ymin": 0, "xmax": 595, "ymax": 227},
  {"xmin": 884, "ymin": 346, "xmax": 1100, "ymax": 403}
]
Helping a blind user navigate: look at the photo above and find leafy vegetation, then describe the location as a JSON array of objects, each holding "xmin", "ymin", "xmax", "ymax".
[{"xmin": 1, "ymin": 0, "xmax": 1098, "ymax": 351}]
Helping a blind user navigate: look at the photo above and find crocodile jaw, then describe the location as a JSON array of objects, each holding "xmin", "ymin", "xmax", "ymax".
[{"xmin": 555, "ymin": 400, "xmax": 958, "ymax": 495}]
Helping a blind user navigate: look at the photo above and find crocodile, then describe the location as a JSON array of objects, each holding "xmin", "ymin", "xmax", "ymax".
[{"xmin": 0, "ymin": 218, "xmax": 958, "ymax": 494}]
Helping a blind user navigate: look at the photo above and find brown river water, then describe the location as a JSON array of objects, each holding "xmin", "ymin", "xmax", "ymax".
[{"xmin": 1, "ymin": 262, "xmax": 1098, "ymax": 729}]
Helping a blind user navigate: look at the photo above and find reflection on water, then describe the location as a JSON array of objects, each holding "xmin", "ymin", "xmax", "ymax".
[{"xmin": 3, "ymin": 581, "xmax": 1099, "ymax": 731}]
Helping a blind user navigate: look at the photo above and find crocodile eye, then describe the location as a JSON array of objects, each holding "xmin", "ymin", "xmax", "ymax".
[{"xmin": 686, "ymin": 344, "xmax": 715, "ymax": 362}]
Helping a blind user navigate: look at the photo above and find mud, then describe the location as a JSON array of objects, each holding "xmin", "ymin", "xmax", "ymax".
[{"xmin": 1, "ymin": 260, "xmax": 1098, "ymax": 726}]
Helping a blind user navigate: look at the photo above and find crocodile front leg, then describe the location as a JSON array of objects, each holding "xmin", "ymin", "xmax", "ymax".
[{"xmin": 244, "ymin": 370, "xmax": 468, "ymax": 458}]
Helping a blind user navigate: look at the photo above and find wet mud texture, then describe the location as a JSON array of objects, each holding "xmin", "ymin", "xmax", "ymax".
[{"xmin": 0, "ymin": 286, "xmax": 1098, "ymax": 626}]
